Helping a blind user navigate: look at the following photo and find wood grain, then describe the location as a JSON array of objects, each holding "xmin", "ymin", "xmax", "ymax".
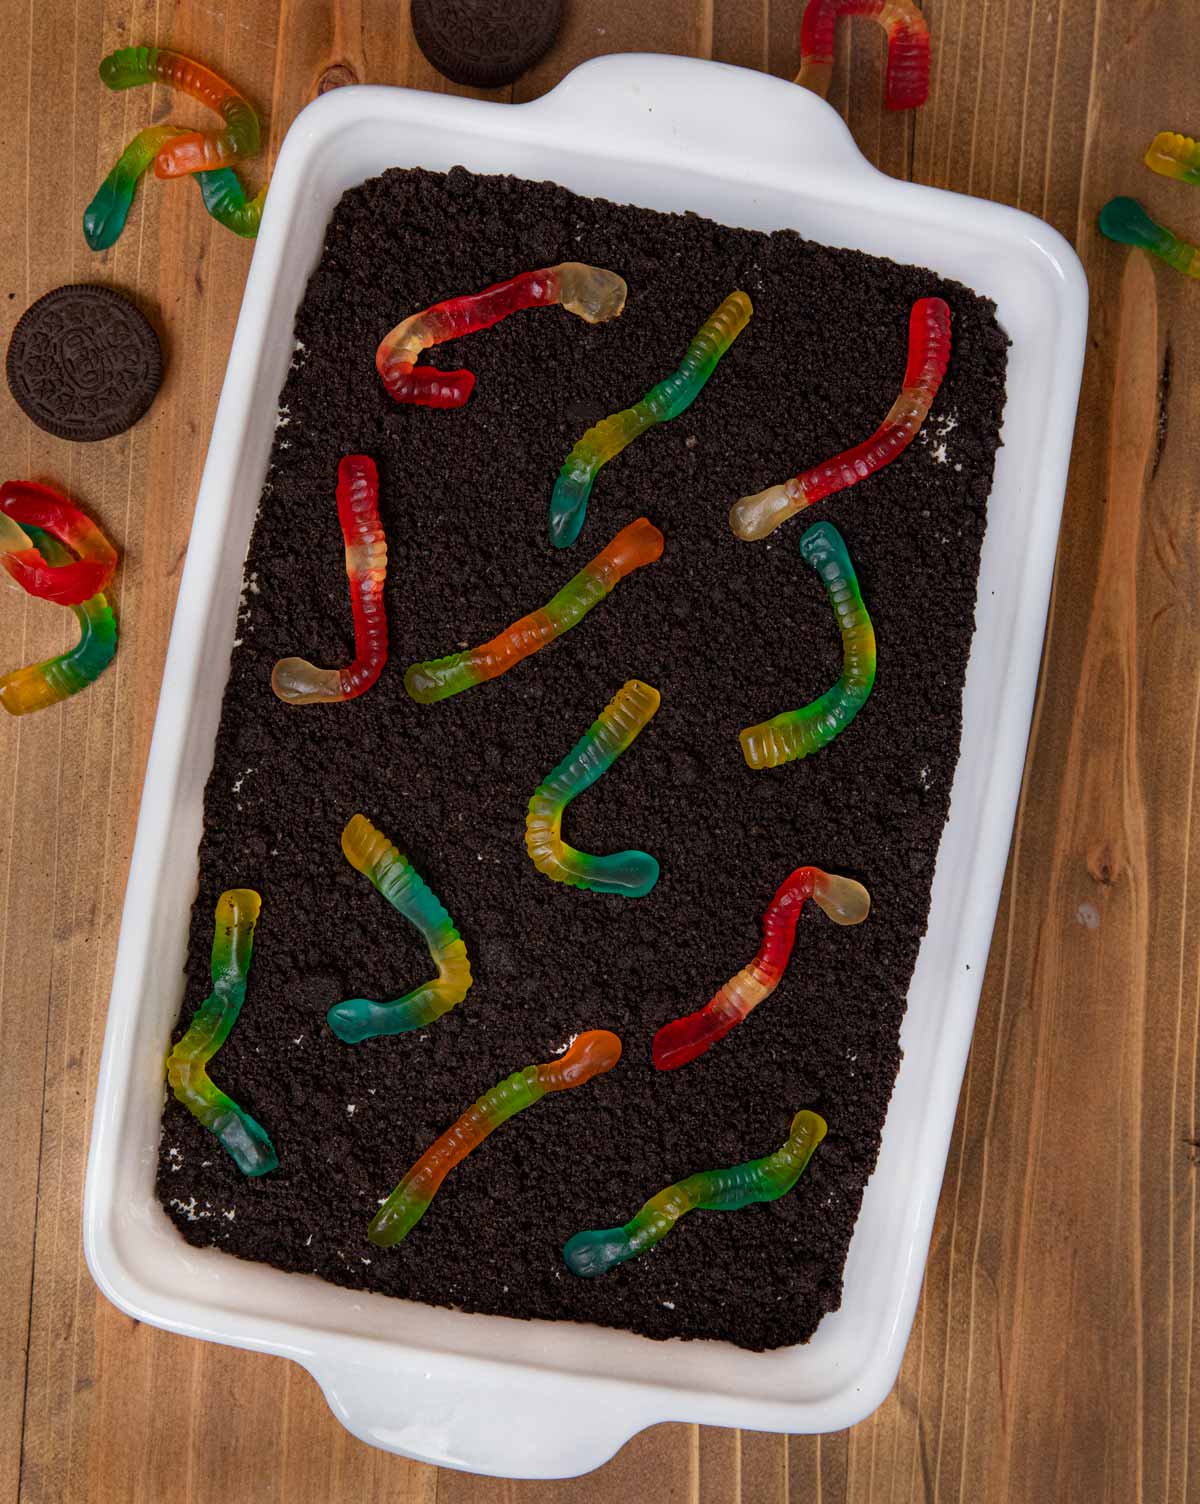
[{"xmin": 1, "ymin": 1, "xmax": 1197, "ymax": 1500}]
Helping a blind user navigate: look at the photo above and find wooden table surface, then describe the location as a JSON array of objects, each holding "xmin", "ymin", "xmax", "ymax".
[{"xmin": 2, "ymin": 1, "xmax": 1197, "ymax": 1499}]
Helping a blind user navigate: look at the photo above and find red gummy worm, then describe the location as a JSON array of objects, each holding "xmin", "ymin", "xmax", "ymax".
[
  {"xmin": 0, "ymin": 481, "xmax": 117, "ymax": 605},
  {"xmin": 377, "ymin": 269, "xmax": 562, "ymax": 408},
  {"xmin": 652, "ymin": 866, "xmax": 870, "ymax": 1070},
  {"xmin": 729, "ymin": 298, "xmax": 950, "ymax": 541},
  {"xmin": 376, "ymin": 263, "xmax": 627, "ymax": 410},
  {"xmin": 801, "ymin": 296, "xmax": 949, "ymax": 505},
  {"xmin": 799, "ymin": 0, "xmax": 930, "ymax": 111},
  {"xmin": 270, "ymin": 456, "xmax": 388, "ymax": 705},
  {"xmin": 333, "ymin": 455, "xmax": 386, "ymax": 697}
]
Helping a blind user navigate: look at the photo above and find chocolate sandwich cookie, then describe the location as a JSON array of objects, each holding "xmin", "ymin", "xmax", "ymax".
[
  {"xmin": 411, "ymin": 0, "xmax": 564, "ymax": 89},
  {"xmin": 6, "ymin": 284, "xmax": 163, "ymax": 442}
]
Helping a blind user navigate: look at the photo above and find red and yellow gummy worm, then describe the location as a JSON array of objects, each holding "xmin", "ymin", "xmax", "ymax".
[
  {"xmin": 376, "ymin": 263, "xmax": 627, "ymax": 408},
  {"xmin": 0, "ymin": 481, "xmax": 117, "ymax": 605},
  {"xmin": 796, "ymin": 0, "xmax": 930, "ymax": 111},
  {"xmin": 652, "ymin": 867, "xmax": 870, "ymax": 1070},
  {"xmin": 729, "ymin": 297, "xmax": 950, "ymax": 542},
  {"xmin": 272, "ymin": 456, "xmax": 388, "ymax": 705}
]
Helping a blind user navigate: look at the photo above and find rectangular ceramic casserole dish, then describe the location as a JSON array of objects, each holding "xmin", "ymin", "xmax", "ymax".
[{"xmin": 83, "ymin": 54, "xmax": 1088, "ymax": 1481}]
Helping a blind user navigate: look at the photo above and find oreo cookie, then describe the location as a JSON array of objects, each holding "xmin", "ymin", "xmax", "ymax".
[
  {"xmin": 6, "ymin": 284, "xmax": 162, "ymax": 442},
  {"xmin": 411, "ymin": 0, "xmax": 563, "ymax": 89}
]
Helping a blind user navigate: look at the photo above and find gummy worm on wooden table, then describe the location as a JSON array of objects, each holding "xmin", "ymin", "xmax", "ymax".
[
  {"xmin": 0, "ymin": 526, "xmax": 117, "ymax": 717},
  {"xmin": 0, "ymin": 480, "xmax": 117, "ymax": 604},
  {"xmin": 98, "ymin": 46, "xmax": 261, "ymax": 176},
  {"xmin": 795, "ymin": 0, "xmax": 930, "ymax": 111},
  {"xmin": 1144, "ymin": 132, "xmax": 1200, "ymax": 185}
]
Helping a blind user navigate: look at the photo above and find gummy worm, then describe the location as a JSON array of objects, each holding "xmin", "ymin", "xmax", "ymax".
[
  {"xmin": 327, "ymin": 814, "xmax": 472, "ymax": 1044},
  {"xmin": 563, "ymin": 1109, "xmax": 827, "ymax": 1277},
  {"xmin": 1099, "ymin": 197, "xmax": 1200, "ymax": 278},
  {"xmin": 404, "ymin": 518, "xmax": 664, "ymax": 704},
  {"xmin": 0, "ymin": 481, "xmax": 117, "ymax": 605},
  {"xmin": 525, "ymin": 679, "xmax": 661, "ymax": 897},
  {"xmin": 549, "ymin": 291, "xmax": 753, "ymax": 549},
  {"xmin": 729, "ymin": 297, "xmax": 950, "ymax": 541},
  {"xmin": 165, "ymin": 888, "xmax": 278, "ymax": 1177},
  {"xmin": 376, "ymin": 262, "xmax": 627, "ymax": 409},
  {"xmin": 272, "ymin": 456, "xmax": 387, "ymax": 704},
  {"xmin": 83, "ymin": 125, "xmax": 185, "ymax": 251},
  {"xmin": 99, "ymin": 47, "xmax": 261, "ymax": 178},
  {"xmin": 368, "ymin": 1030, "xmax": 622, "ymax": 1247},
  {"xmin": 1144, "ymin": 132, "xmax": 1200, "ymax": 186},
  {"xmin": 84, "ymin": 127, "xmax": 265, "ymax": 250},
  {"xmin": 0, "ymin": 527, "xmax": 118, "ymax": 717},
  {"xmin": 0, "ymin": 513, "xmax": 32, "ymax": 554},
  {"xmin": 653, "ymin": 867, "xmax": 870, "ymax": 1071},
  {"xmin": 740, "ymin": 521, "xmax": 875, "ymax": 769},
  {"xmin": 796, "ymin": 0, "xmax": 930, "ymax": 111},
  {"xmin": 197, "ymin": 167, "xmax": 266, "ymax": 238}
]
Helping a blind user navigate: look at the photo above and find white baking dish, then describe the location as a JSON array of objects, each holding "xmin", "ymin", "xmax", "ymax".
[{"xmin": 84, "ymin": 54, "xmax": 1087, "ymax": 1480}]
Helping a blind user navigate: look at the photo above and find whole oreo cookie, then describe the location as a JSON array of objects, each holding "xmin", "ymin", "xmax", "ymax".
[
  {"xmin": 6, "ymin": 285, "xmax": 162, "ymax": 443},
  {"xmin": 412, "ymin": 0, "xmax": 564, "ymax": 88}
]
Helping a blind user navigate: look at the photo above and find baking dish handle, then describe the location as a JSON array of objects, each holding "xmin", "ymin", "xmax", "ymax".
[
  {"xmin": 524, "ymin": 52, "xmax": 876, "ymax": 186},
  {"xmin": 306, "ymin": 1352, "xmax": 657, "ymax": 1478}
]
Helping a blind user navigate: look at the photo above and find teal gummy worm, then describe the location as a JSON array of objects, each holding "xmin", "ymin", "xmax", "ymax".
[
  {"xmin": 84, "ymin": 125, "xmax": 184, "ymax": 251},
  {"xmin": 548, "ymin": 291, "xmax": 753, "ymax": 548},
  {"xmin": 1098, "ymin": 197, "xmax": 1200, "ymax": 278},
  {"xmin": 198, "ymin": 168, "xmax": 266, "ymax": 238},
  {"xmin": 165, "ymin": 888, "xmax": 278, "ymax": 1177},
  {"xmin": 738, "ymin": 520, "xmax": 876, "ymax": 769},
  {"xmin": 327, "ymin": 815, "xmax": 472, "ymax": 1044},
  {"xmin": 563, "ymin": 1109, "xmax": 827, "ymax": 1277}
]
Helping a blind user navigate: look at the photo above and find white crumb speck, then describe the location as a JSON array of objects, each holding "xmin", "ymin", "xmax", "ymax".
[
  {"xmin": 367, "ymin": 1087, "xmax": 376, "ymax": 1095},
  {"xmin": 232, "ymin": 767, "xmax": 254, "ymax": 795},
  {"xmin": 662, "ymin": 1300, "xmax": 675, "ymax": 1309},
  {"xmin": 275, "ymin": 406, "xmax": 291, "ymax": 429},
  {"xmin": 305, "ymin": 1234, "xmax": 313, "ymax": 1247},
  {"xmin": 361, "ymin": 1258, "xmax": 371, "ymax": 1265},
  {"xmin": 232, "ymin": 637, "xmax": 244, "ymax": 649},
  {"xmin": 931, "ymin": 443, "xmax": 948, "ymax": 465},
  {"xmin": 223, "ymin": 1208, "xmax": 236, "ymax": 1221},
  {"xmin": 552, "ymin": 1033, "xmax": 579, "ymax": 1055},
  {"xmin": 919, "ymin": 766, "xmax": 930, "ymax": 787},
  {"xmin": 293, "ymin": 1036, "xmax": 303, "ymax": 1046},
  {"xmin": 346, "ymin": 1103, "xmax": 356, "ymax": 1115},
  {"xmin": 170, "ymin": 1197, "xmax": 212, "ymax": 1222}
]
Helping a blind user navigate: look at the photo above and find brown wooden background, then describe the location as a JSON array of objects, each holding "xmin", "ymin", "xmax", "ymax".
[{"xmin": 2, "ymin": 1, "xmax": 1197, "ymax": 1499}]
